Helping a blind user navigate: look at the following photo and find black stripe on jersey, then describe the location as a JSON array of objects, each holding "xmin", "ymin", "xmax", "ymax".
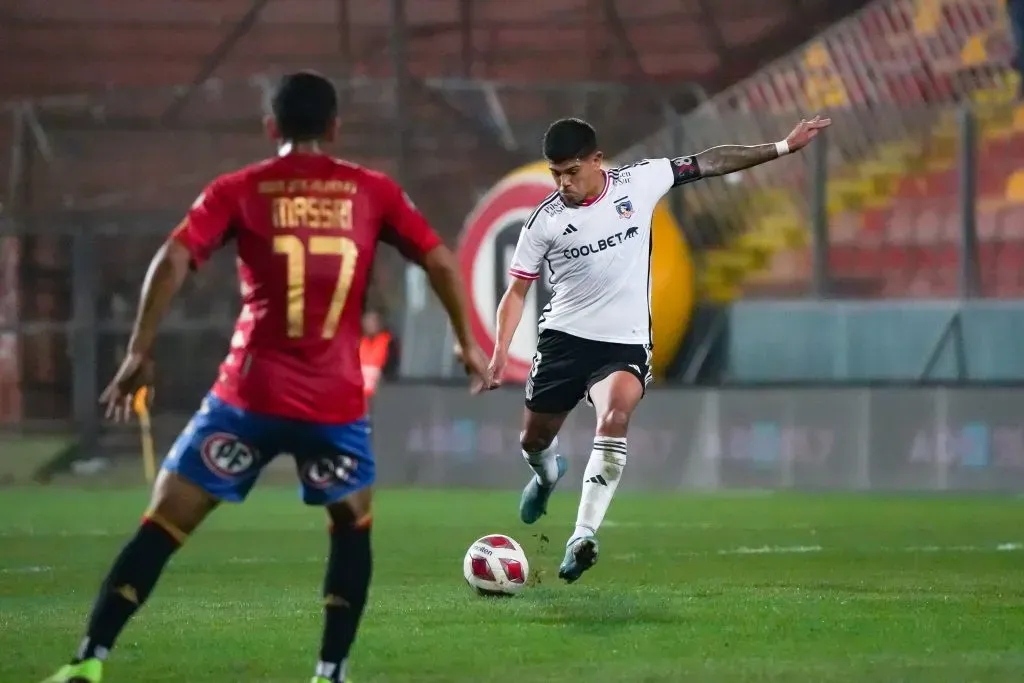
[
  {"xmin": 646, "ymin": 209, "xmax": 654, "ymax": 348},
  {"xmin": 523, "ymin": 191, "xmax": 560, "ymax": 230},
  {"xmin": 543, "ymin": 251, "xmax": 558, "ymax": 281}
]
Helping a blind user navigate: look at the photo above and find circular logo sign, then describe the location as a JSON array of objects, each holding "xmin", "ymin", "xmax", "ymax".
[
  {"xmin": 302, "ymin": 455, "xmax": 357, "ymax": 489},
  {"xmin": 200, "ymin": 433, "xmax": 257, "ymax": 478},
  {"xmin": 458, "ymin": 162, "xmax": 557, "ymax": 383}
]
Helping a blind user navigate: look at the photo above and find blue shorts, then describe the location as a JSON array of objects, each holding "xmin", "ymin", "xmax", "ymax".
[{"xmin": 163, "ymin": 394, "xmax": 375, "ymax": 506}]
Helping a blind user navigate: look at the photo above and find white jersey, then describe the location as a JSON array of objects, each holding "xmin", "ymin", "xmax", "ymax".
[{"xmin": 508, "ymin": 158, "xmax": 681, "ymax": 345}]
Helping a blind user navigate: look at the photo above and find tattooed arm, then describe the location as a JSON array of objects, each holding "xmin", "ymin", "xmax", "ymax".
[
  {"xmin": 694, "ymin": 143, "xmax": 782, "ymax": 177},
  {"xmin": 669, "ymin": 115, "xmax": 832, "ymax": 186}
]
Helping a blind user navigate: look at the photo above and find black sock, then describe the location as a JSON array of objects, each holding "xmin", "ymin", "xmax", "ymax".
[
  {"xmin": 316, "ymin": 521, "xmax": 372, "ymax": 682},
  {"xmin": 73, "ymin": 518, "xmax": 181, "ymax": 662}
]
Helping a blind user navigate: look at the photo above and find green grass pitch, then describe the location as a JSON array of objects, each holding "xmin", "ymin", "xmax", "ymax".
[{"xmin": 2, "ymin": 487, "xmax": 1023, "ymax": 682}]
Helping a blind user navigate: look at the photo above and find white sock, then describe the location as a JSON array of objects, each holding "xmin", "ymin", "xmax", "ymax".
[
  {"xmin": 77, "ymin": 637, "xmax": 109, "ymax": 661},
  {"xmin": 573, "ymin": 436, "xmax": 627, "ymax": 540},
  {"xmin": 522, "ymin": 435, "xmax": 561, "ymax": 486},
  {"xmin": 316, "ymin": 659, "xmax": 347, "ymax": 682}
]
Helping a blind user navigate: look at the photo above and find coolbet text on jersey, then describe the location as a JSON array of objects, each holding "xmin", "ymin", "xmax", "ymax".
[
  {"xmin": 172, "ymin": 153, "xmax": 440, "ymax": 424},
  {"xmin": 508, "ymin": 158, "xmax": 687, "ymax": 346}
]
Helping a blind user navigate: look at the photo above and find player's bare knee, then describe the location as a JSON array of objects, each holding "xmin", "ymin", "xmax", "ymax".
[
  {"xmin": 520, "ymin": 430, "xmax": 555, "ymax": 454},
  {"xmin": 595, "ymin": 408, "xmax": 630, "ymax": 437},
  {"xmin": 146, "ymin": 471, "xmax": 218, "ymax": 540},
  {"xmin": 328, "ymin": 487, "xmax": 373, "ymax": 529}
]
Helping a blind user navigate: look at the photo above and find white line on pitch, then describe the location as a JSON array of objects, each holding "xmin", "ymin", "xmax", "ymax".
[
  {"xmin": 722, "ymin": 545, "xmax": 823, "ymax": 555},
  {"xmin": 0, "ymin": 565, "xmax": 53, "ymax": 574},
  {"xmin": 3, "ymin": 543, "xmax": 1022, "ymax": 576},
  {"xmin": 601, "ymin": 521, "xmax": 817, "ymax": 530},
  {"xmin": 610, "ymin": 542, "xmax": 1024, "ymax": 561}
]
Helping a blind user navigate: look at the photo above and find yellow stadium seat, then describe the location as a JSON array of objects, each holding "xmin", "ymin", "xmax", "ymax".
[
  {"xmin": 961, "ymin": 33, "xmax": 989, "ymax": 67},
  {"xmin": 803, "ymin": 42, "xmax": 831, "ymax": 69},
  {"xmin": 913, "ymin": 0, "xmax": 942, "ymax": 35},
  {"xmin": 1012, "ymin": 105, "xmax": 1024, "ymax": 132},
  {"xmin": 1006, "ymin": 170, "xmax": 1024, "ymax": 203}
]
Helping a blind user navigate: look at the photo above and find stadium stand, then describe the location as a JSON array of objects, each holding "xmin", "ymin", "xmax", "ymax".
[{"xmin": 658, "ymin": 0, "xmax": 1020, "ymax": 300}]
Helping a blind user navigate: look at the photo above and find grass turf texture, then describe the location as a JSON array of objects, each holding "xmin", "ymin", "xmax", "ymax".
[{"xmin": 2, "ymin": 488, "xmax": 1023, "ymax": 682}]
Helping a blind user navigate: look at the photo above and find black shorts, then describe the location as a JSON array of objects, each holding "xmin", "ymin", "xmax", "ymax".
[{"xmin": 524, "ymin": 329, "xmax": 652, "ymax": 414}]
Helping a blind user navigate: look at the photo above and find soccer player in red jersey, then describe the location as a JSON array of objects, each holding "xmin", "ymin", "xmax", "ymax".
[{"xmin": 42, "ymin": 72, "xmax": 489, "ymax": 683}]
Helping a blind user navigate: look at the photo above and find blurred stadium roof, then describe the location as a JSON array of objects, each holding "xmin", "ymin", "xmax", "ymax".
[
  {"xmin": 0, "ymin": 0, "xmax": 874, "ymax": 235},
  {"xmin": 1, "ymin": 0, "xmax": 869, "ymax": 101}
]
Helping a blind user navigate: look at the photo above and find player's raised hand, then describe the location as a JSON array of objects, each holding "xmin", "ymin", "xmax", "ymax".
[
  {"xmin": 784, "ymin": 115, "xmax": 832, "ymax": 152},
  {"xmin": 100, "ymin": 351, "xmax": 155, "ymax": 422}
]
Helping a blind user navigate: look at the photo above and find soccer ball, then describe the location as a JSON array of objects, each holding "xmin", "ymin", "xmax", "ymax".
[{"xmin": 463, "ymin": 534, "xmax": 530, "ymax": 596}]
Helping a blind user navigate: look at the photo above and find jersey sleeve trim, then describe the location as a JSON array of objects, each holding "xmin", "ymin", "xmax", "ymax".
[{"xmin": 509, "ymin": 268, "xmax": 540, "ymax": 281}]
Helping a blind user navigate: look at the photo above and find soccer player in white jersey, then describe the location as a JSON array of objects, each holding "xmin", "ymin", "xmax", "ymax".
[{"xmin": 481, "ymin": 115, "xmax": 831, "ymax": 583}]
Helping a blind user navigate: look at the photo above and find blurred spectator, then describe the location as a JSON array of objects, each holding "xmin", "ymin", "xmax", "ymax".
[
  {"xmin": 359, "ymin": 310, "xmax": 400, "ymax": 400},
  {"xmin": 1010, "ymin": 0, "xmax": 1024, "ymax": 97}
]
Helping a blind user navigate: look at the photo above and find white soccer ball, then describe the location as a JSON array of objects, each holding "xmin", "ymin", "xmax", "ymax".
[{"xmin": 463, "ymin": 534, "xmax": 530, "ymax": 596}]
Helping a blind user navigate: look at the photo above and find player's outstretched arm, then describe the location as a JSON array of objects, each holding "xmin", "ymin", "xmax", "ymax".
[{"xmin": 694, "ymin": 115, "xmax": 832, "ymax": 177}]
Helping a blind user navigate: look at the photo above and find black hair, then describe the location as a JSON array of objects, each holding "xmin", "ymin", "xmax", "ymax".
[
  {"xmin": 271, "ymin": 71, "xmax": 339, "ymax": 142},
  {"xmin": 542, "ymin": 118, "xmax": 598, "ymax": 163}
]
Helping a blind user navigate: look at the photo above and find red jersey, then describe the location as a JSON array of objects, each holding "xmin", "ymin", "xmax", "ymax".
[{"xmin": 171, "ymin": 152, "xmax": 441, "ymax": 423}]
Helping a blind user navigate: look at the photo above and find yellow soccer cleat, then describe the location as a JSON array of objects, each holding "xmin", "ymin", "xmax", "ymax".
[{"xmin": 41, "ymin": 659, "xmax": 103, "ymax": 683}]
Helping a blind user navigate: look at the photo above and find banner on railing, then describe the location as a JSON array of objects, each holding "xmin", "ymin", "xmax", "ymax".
[{"xmin": 371, "ymin": 385, "xmax": 1024, "ymax": 492}]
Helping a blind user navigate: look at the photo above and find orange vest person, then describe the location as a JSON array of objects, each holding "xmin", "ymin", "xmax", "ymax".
[{"xmin": 359, "ymin": 311, "xmax": 395, "ymax": 399}]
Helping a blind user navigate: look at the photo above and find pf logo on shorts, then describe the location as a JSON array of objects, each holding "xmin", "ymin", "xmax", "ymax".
[
  {"xmin": 200, "ymin": 433, "xmax": 257, "ymax": 478},
  {"xmin": 303, "ymin": 455, "xmax": 357, "ymax": 489},
  {"xmin": 457, "ymin": 161, "xmax": 557, "ymax": 383}
]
